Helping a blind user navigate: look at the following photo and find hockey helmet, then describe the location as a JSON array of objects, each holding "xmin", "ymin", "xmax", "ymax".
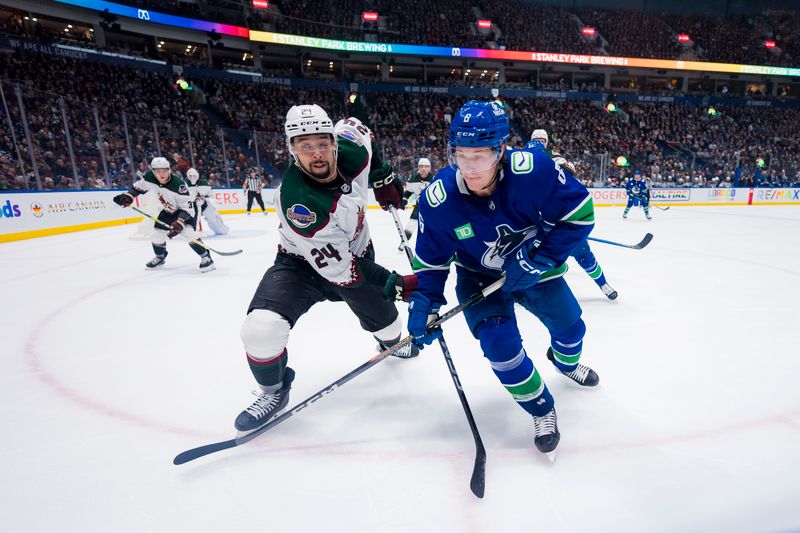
[{"xmin": 530, "ymin": 129, "xmax": 549, "ymax": 147}]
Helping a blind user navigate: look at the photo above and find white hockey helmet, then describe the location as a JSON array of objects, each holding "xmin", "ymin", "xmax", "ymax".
[
  {"xmin": 530, "ymin": 129, "xmax": 549, "ymax": 147},
  {"xmin": 285, "ymin": 104, "xmax": 336, "ymax": 161},
  {"xmin": 150, "ymin": 156, "xmax": 170, "ymax": 170},
  {"xmin": 418, "ymin": 157, "xmax": 431, "ymax": 168},
  {"xmin": 186, "ymin": 167, "xmax": 200, "ymax": 184}
]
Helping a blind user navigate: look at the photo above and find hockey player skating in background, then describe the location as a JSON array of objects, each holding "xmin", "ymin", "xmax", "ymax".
[
  {"xmin": 235, "ymin": 105, "xmax": 420, "ymax": 434},
  {"xmin": 408, "ymin": 101, "xmax": 599, "ymax": 458},
  {"xmin": 528, "ymin": 130, "xmax": 618, "ymax": 300},
  {"xmin": 624, "ymin": 170, "xmax": 652, "ymax": 220},
  {"xmin": 186, "ymin": 167, "xmax": 230, "ymax": 235},
  {"xmin": 113, "ymin": 157, "xmax": 215, "ymax": 272},
  {"xmin": 401, "ymin": 157, "xmax": 433, "ymax": 243},
  {"xmin": 243, "ymin": 167, "xmax": 267, "ymax": 215}
]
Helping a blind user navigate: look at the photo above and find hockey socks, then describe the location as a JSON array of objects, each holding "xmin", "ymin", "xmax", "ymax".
[
  {"xmin": 584, "ymin": 261, "xmax": 607, "ymax": 287},
  {"xmin": 477, "ymin": 319, "xmax": 554, "ymax": 417},
  {"xmin": 246, "ymin": 348, "xmax": 288, "ymax": 388}
]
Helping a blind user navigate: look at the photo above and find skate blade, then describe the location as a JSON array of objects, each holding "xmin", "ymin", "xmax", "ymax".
[
  {"xmin": 200, "ymin": 265, "xmax": 216, "ymax": 273},
  {"xmin": 545, "ymin": 451, "xmax": 557, "ymax": 464}
]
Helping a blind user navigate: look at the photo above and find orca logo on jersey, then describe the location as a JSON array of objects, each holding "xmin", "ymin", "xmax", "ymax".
[
  {"xmin": 480, "ymin": 223, "xmax": 538, "ymax": 270},
  {"xmin": 287, "ymin": 204, "xmax": 317, "ymax": 228}
]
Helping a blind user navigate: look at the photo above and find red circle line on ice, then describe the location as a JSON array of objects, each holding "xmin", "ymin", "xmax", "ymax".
[{"xmin": 24, "ymin": 272, "xmax": 800, "ymax": 456}]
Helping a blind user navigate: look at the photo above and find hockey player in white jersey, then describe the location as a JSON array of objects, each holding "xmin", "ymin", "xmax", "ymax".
[
  {"xmin": 234, "ymin": 104, "xmax": 419, "ymax": 434},
  {"xmin": 186, "ymin": 167, "xmax": 230, "ymax": 235},
  {"xmin": 113, "ymin": 157, "xmax": 214, "ymax": 272},
  {"xmin": 400, "ymin": 157, "xmax": 432, "ymax": 245}
]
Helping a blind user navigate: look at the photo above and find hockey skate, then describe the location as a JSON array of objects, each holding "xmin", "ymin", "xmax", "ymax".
[
  {"xmin": 235, "ymin": 368, "xmax": 296, "ymax": 433},
  {"xmin": 145, "ymin": 254, "xmax": 167, "ymax": 269},
  {"xmin": 646, "ymin": 214, "xmax": 652, "ymax": 220},
  {"xmin": 533, "ymin": 407, "xmax": 560, "ymax": 459},
  {"xmin": 199, "ymin": 253, "xmax": 215, "ymax": 273},
  {"xmin": 600, "ymin": 283, "xmax": 618, "ymax": 300},
  {"xmin": 378, "ymin": 339, "xmax": 419, "ymax": 359},
  {"xmin": 547, "ymin": 348, "xmax": 599, "ymax": 387}
]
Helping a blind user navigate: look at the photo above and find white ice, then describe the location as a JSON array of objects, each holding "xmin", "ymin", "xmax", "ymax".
[{"xmin": 1, "ymin": 206, "xmax": 799, "ymax": 533}]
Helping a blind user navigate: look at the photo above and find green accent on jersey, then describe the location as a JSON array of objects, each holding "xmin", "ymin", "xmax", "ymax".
[
  {"xmin": 454, "ymin": 223, "xmax": 475, "ymax": 240},
  {"xmin": 551, "ymin": 346, "xmax": 581, "ymax": 366},
  {"xmin": 539, "ymin": 262, "xmax": 568, "ymax": 282},
  {"xmin": 195, "ymin": 176, "xmax": 209, "ymax": 187},
  {"xmin": 511, "ymin": 151, "xmax": 534, "ymax": 174},
  {"xmin": 425, "ymin": 180, "xmax": 447, "ymax": 207},
  {"xmin": 505, "ymin": 369, "xmax": 545, "ymax": 402},
  {"xmin": 279, "ymin": 165, "xmax": 338, "ymax": 236},
  {"xmin": 561, "ymin": 195, "xmax": 595, "ymax": 225},
  {"xmin": 412, "ymin": 254, "xmax": 452, "ymax": 272},
  {"xmin": 336, "ymin": 137, "xmax": 369, "ymax": 182},
  {"xmin": 143, "ymin": 170, "xmax": 189, "ymax": 194}
]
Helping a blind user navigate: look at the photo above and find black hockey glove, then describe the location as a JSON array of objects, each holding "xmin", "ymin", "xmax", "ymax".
[
  {"xmin": 113, "ymin": 193, "xmax": 134, "ymax": 207},
  {"xmin": 167, "ymin": 219, "xmax": 185, "ymax": 239},
  {"xmin": 383, "ymin": 271, "xmax": 418, "ymax": 302},
  {"xmin": 371, "ymin": 163, "xmax": 406, "ymax": 210}
]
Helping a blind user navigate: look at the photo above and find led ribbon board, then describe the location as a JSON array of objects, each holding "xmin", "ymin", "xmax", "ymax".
[
  {"xmin": 52, "ymin": 1, "xmax": 800, "ymax": 77},
  {"xmin": 250, "ymin": 30, "xmax": 800, "ymax": 77},
  {"xmin": 53, "ymin": 0, "xmax": 250, "ymax": 37}
]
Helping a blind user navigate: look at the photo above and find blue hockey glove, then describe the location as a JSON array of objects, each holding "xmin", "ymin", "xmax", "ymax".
[
  {"xmin": 501, "ymin": 244, "xmax": 556, "ymax": 293},
  {"xmin": 407, "ymin": 292, "xmax": 443, "ymax": 348}
]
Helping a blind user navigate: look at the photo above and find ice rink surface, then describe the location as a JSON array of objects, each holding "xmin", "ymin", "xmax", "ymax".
[{"xmin": 1, "ymin": 205, "xmax": 799, "ymax": 533}]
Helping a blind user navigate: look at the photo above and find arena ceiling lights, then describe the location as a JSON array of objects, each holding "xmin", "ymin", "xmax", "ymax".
[{"xmin": 53, "ymin": 0, "xmax": 800, "ymax": 77}]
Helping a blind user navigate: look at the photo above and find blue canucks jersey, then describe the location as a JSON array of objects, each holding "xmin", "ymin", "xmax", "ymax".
[{"xmin": 412, "ymin": 148, "xmax": 595, "ymax": 304}]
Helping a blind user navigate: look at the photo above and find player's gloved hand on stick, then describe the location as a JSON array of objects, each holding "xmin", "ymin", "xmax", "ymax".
[
  {"xmin": 407, "ymin": 292, "xmax": 443, "ymax": 348},
  {"xmin": 383, "ymin": 272, "xmax": 418, "ymax": 302},
  {"xmin": 167, "ymin": 219, "xmax": 185, "ymax": 239},
  {"xmin": 501, "ymin": 243, "xmax": 556, "ymax": 293},
  {"xmin": 371, "ymin": 162, "xmax": 405, "ymax": 210},
  {"xmin": 113, "ymin": 193, "xmax": 133, "ymax": 207}
]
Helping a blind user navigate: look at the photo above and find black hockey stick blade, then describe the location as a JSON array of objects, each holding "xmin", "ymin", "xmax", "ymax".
[
  {"xmin": 588, "ymin": 232, "xmax": 653, "ymax": 250},
  {"xmin": 654, "ymin": 205, "xmax": 670, "ymax": 211},
  {"xmin": 471, "ymin": 441, "xmax": 487, "ymax": 498}
]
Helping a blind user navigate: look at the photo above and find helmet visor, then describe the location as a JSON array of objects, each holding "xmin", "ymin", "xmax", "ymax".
[{"xmin": 448, "ymin": 144, "xmax": 503, "ymax": 173}]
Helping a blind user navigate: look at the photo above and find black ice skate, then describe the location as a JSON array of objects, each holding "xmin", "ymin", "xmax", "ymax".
[
  {"xmin": 145, "ymin": 254, "xmax": 167, "ymax": 269},
  {"xmin": 533, "ymin": 407, "xmax": 560, "ymax": 457},
  {"xmin": 547, "ymin": 348, "xmax": 599, "ymax": 387},
  {"xmin": 379, "ymin": 339, "xmax": 419, "ymax": 359},
  {"xmin": 234, "ymin": 368, "xmax": 295, "ymax": 433},
  {"xmin": 601, "ymin": 283, "xmax": 618, "ymax": 300},
  {"xmin": 199, "ymin": 253, "xmax": 215, "ymax": 273}
]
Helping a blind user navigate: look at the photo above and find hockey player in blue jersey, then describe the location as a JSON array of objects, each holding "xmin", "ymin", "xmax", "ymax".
[
  {"xmin": 624, "ymin": 170, "xmax": 652, "ymax": 220},
  {"xmin": 528, "ymin": 129, "xmax": 618, "ymax": 300},
  {"xmin": 407, "ymin": 101, "xmax": 599, "ymax": 457}
]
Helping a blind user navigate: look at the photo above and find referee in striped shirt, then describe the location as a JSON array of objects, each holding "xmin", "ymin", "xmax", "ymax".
[{"xmin": 243, "ymin": 167, "xmax": 267, "ymax": 215}]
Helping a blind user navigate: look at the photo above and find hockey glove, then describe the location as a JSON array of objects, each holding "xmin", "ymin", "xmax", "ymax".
[
  {"xmin": 371, "ymin": 162, "xmax": 405, "ymax": 210},
  {"xmin": 407, "ymin": 292, "xmax": 443, "ymax": 348},
  {"xmin": 501, "ymin": 243, "xmax": 556, "ymax": 293},
  {"xmin": 383, "ymin": 271, "xmax": 418, "ymax": 302},
  {"xmin": 113, "ymin": 193, "xmax": 134, "ymax": 207},
  {"xmin": 167, "ymin": 219, "xmax": 185, "ymax": 239}
]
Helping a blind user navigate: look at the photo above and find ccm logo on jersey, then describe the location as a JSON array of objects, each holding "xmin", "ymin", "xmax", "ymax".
[{"xmin": 287, "ymin": 204, "xmax": 317, "ymax": 228}]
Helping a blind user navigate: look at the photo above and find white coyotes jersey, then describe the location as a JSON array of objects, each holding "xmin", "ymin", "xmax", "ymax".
[
  {"xmin": 132, "ymin": 171, "xmax": 196, "ymax": 215},
  {"xmin": 276, "ymin": 117, "xmax": 374, "ymax": 286}
]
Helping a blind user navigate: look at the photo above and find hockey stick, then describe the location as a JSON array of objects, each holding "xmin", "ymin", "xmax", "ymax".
[
  {"xmin": 173, "ymin": 276, "xmax": 506, "ymax": 466},
  {"xmin": 389, "ymin": 206, "xmax": 487, "ymax": 498},
  {"xmin": 629, "ymin": 193, "xmax": 669, "ymax": 211},
  {"xmin": 588, "ymin": 232, "xmax": 653, "ymax": 250},
  {"xmin": 130, "ymin": 206, "xmax": 243, "ymax": 256}
]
